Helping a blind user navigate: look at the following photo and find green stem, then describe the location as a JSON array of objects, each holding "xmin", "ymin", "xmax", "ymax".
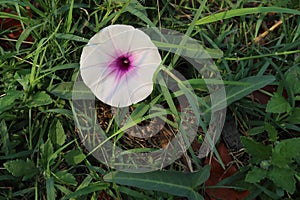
[
  {"xmin": 225, "ymin": 49, "xmax": 300, "ymax": 61},
  {"xmin": 29, "ymin": 108, "xmax": 32, "ymax": 150}
]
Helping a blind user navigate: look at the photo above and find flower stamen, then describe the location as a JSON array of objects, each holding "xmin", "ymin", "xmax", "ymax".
[{"xmin": 118, "ymin": 56, "xmax": 131, "ymax": 71}]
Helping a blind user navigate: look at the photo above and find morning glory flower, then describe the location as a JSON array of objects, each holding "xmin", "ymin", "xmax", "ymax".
[{"xmin": 80, "ymin": 24, "xmax": 162, "ymax": 107}]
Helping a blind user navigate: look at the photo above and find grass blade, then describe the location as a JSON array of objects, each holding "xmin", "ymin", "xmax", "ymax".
[
  {"xmin": 104, "ymin": 166, "xmax": 210, "ymax": 200},
  {"xmin": 61, "ymin": 183, "xmax": 109, "ymax": 200},
  {"xmin": 208, "ymin": 75, "xmax": 276, "ymax": 111},
  {"xmin": 16, "ymin": 24, "xmax": 43, "ymax": 52},
  {"xmin": 46, "ymin": 177, "xmax": 56, "ymax": 200},
  {"xmin": 196, "ymin": 7, "xmax": 300, "ymax": 25},
  {"xmin": 55, "ymin": 33, "xmax": 88, "ymax": 43}
]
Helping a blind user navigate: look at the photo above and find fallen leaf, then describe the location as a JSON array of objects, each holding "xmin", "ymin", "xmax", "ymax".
[{"xmin": 204, "ymin": 143, "xmax": 250, "ymax": 200}]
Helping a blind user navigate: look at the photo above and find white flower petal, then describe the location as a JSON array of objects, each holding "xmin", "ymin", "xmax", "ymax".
[
  {"xmin": 80, "ymin": 24, "xmax": 162, "ymax": 107},
  {"xmin": 91, "ymin": 71, "xmax": 132, "ymax": 107},
  {"xmin": 127, "ymin": 29, "xmax": 158, "ymax": 52},
  {"xmin": 89, "ymin": 25, "xmax": 134, "ymax": 45},
  {"xmin": 125, "ymin": 67, "xmax": 156, "ymax": 104},
  {"xmin": 132, "ymin": 49, "xmax": 162, "ymax": 69},
  {"xmin": 80, "ymin": 46, "xmax": 114, "ymax": 86}
]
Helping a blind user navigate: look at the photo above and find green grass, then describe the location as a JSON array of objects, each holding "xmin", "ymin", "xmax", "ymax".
[{"xmin": 1, "ymin": 0, "xmax": 300, "ymax": 199}]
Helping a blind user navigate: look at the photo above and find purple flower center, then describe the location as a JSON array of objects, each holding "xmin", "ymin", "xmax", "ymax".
[
  {"xmin": 117, "ymin": 56, "xmax": 131, "ymax": 71},
  {"xmin": 109, "ymin": 54, "xmax": 133, "ymax": 79}
]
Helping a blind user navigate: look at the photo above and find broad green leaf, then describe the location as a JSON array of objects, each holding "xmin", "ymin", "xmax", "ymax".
[
  {"xmin": 55, "ymin": 170, "xmax": 77, "ymax": 186},
  {"xmin": 0, "ymin": 90, "xmax": 22, "ymax": 113},
  {"xmin": 64, "ymin": 149, "xmax": 85, "ymax": 166},
  {"xmin": 211, "ymin": 75, "xmax": 275, "ymax": 110},
  {"xmin": 266, "ymin": 92, "xmax": 291, "ymax": 113},
  {"xmin": 4, "ymin": 159, "xmax": 37, "ymax": 180},
  {"xmin": 268, "ymin": 166, "xmax": 296, "ymax": 194},
  {"xmin": 104, "ymin": 166, "xmax": 210, "ymax": 200},
  {"xmin": 49, "ymin": 120, "xmax": 66, "ymax": 146},
  {"xmin": 46, "ymin": 177, "xmax": 56, "ymax": 200},
  {"xmin": 245, "ymin": 166, "xmax": 267, "ymax": 183},
  {"xmin": 264, "ymin": 123, "xmax": 278, "ymax": 142},
  {"xmin": 195, "ymin": 7, "xmax": 300, "ymax": 25},
  {"xmin": 241, "ymin": 137, "xmax": 272, "ymax": 163},
  {"xmin": 287, "ymin": 108, "xmax": 300, "ymax": 124},
  {"xmin": 27, "ymin": 92, "xmax": 53, "ymax": 107},
  {"xmin": 284, "ymin": 66, "xmax": 300, "ymax": 95},
  {"xmin": 271, "ymin": 138, "xmax": 300, "ymax": 168},
  {"xmin": 0, "ymin": 120, "xmax": 10, "ymax": 155},
  {"xmin": 40, "ymin": 139, "xmax": 54, "ymax": 168}
]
